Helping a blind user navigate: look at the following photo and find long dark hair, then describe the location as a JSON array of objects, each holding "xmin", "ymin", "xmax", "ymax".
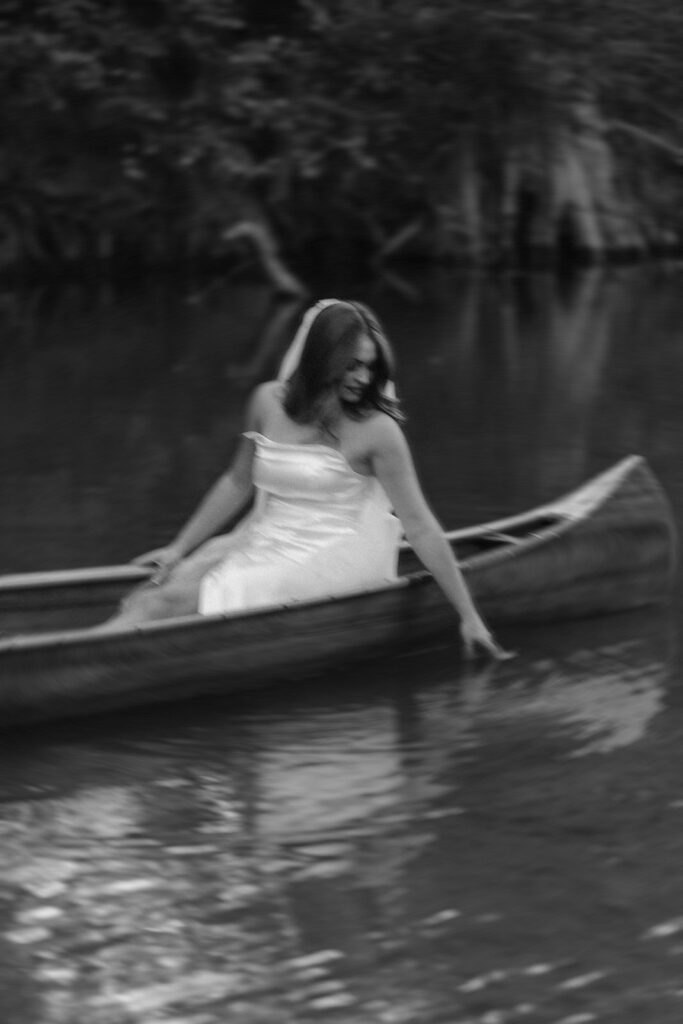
[{"xmin": 283, "ymin": 300, "xmax": 404, "ymax": 428}]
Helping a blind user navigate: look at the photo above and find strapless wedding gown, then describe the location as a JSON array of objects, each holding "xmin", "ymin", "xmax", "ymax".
[{"xmin": 198, "ymin": 432, "xmax": 401, "ymax": 615}]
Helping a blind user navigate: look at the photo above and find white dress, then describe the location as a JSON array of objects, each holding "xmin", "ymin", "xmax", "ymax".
[{"xmin": 198, "ymin": 432, "xmax": 401, "ymax": 615}]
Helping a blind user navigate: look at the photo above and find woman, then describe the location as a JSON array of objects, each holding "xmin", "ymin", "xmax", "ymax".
[{"xmin": 106, "ymin": 299, "xmax": 509, "ymax": 659}]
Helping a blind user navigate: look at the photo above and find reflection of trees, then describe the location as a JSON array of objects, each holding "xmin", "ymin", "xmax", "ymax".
[
  {"xmin": 3, "ymin": 266, "xmax": 683, "ymax": 574},
  {"xmin": 0, "ymin": 286, "xmax": 302, "ymax": 571},
  {"xmin": 591, "ymin": 268, "xmax": 683, "ymax": 464},
  {"xmin": 223, "ymin": 296, "xmax": 305, "ymax": 388},
  {"xmin": 521, "ymin": 268, "xmax": 615, "ymax": 496},
  {"xmin": 391, "ymin": 268, "xmax": 626, "ymax": 526}
]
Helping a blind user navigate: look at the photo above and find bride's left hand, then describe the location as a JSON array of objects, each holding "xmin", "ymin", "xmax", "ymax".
[{"xmin": 460, "ymin": 615, "xmax": 516, "ymax": 661}]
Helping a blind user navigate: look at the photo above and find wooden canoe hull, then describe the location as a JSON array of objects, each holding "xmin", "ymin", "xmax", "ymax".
[
  {"xmin": 466, "ymin": 458, "xmax": 677, "ymax": 619},
  {"xmin": 0, "ymin": 455, "xmax": 677, "ymax": 726}
]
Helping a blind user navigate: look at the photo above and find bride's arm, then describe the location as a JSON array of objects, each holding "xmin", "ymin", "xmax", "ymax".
[
  {"xmin": 134, "ymin": 386, "xmax": 268, "ymax": 580},
  {"xmin": 368, "ymin": 416, "xmax": 511, "ymax": 659},
  {"xmin": 167, "ymin": 438, "xmax": 255, "ymax": 553}
]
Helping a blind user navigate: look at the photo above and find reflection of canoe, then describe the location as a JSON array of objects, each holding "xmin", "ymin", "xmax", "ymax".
[{"xmin": 0, "ymin": 455, "xmax": 677, "ymax": 726}]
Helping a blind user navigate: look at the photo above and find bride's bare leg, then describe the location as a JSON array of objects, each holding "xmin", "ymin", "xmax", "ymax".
[
  {"xmin": 95, "ymin": 577, "xmax": 199, "ymax": 631},
  {"xmin": 95, "ymin": 536, "xmax": 235, "ymax": 631}
]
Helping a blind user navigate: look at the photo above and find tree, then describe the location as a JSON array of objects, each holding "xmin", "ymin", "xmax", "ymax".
[{"xmin": 2, "ymin": 0, "xmax": 683, "ymax": 275}]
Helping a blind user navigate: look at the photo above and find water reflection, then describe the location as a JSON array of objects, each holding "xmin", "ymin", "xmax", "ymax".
[
  {"xmin": 387, "ymin": 268, "xmax": 624, "ymax": 524},
  {"xmin": 467, "ymin": 627, "xmax": 673, "ymax": 759},
  {"xmin": 4, "ymin": 266, "xmax": 683, "ymax": 571},
  {"xmin": 2, "ymin": 267, "xmax": 683, "ymax": 1022},
  {"xmin": 0, "ymin": 608, "xmax": 677, "ymax": 1022},
  {"xmin": 0, "ymin": 283, "xmax": 304, "ymax": 571}
]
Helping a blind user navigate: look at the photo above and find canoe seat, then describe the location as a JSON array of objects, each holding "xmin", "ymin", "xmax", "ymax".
[{"xmin": 484, "ymin": 531, "xmax": 527, "ymax": 546}]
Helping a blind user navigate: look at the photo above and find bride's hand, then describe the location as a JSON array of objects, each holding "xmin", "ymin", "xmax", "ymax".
[
  {"xmin": 132, "ymin": 545, "xmax": 183, "ymax": 585},
  {"xmin": 460, "ymin": 614, "xmax": 515, "ymax": 661}
]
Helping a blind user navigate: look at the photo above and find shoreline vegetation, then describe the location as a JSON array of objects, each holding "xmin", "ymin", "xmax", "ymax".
[{"xmin": 3, "ymin": 0, "xmax": 683, "ymax": 284}]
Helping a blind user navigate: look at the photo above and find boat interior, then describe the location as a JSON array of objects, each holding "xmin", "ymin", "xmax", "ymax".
[
  {"xmin": 396, "ymin": 513, "xmax": 561, "ymax": 574},
  {"xmin": 453, "ymin": 514, "xmax": 560, "ymax": 559}
]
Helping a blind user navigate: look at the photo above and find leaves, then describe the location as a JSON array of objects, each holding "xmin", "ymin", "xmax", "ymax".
[{"xmin": 2, "ymin": 0, "xmax": 683, "ymax": 272}]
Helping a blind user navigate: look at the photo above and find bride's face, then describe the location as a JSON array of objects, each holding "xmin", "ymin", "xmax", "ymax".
[{"xmin": 338, "ymin": 335, "xmax": 377, "ymax": 405}]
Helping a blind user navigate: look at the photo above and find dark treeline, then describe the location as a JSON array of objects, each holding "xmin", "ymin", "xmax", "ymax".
[{"xmin": 3, "ymin": 0, "xmax": 683, "ymax": 279}]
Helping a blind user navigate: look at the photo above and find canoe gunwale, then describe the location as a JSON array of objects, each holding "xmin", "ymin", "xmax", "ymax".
[
  {"xmin": 0, "ymin": 453, "xmax": 677, "ymax": 728},
  {"xmin": 0, "ymin": 453, "xmax": 671, "ymax": 657},
  {"xmin": 0, "ymin": 454, "xmax": 647, "ymax": 600},
  {"xmin": 0, "ymin": 576, "xmax": 420, "ymax": 652},
  {"xmin": 0, "ymin": 564, "xmax": 152, "ymax": 593}
]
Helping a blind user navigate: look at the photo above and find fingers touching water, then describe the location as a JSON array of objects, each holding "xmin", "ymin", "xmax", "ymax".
[
  {"xmin": 460, "ymin": 617, "xmax": 516, "ymax": 662},
  {"xmin": 131, "ymin": 547, "xmax": 516, "ymax": 662}
]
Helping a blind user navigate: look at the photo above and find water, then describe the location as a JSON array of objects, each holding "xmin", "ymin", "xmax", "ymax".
[{"xmin": 1, "ymin": 265, "xmax": 683, "ymax": 1022}]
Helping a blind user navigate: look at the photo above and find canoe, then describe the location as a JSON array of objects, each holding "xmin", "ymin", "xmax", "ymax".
[{"xmin": 0, "ymin": 454, "xmax": 677, "ymax": 726}]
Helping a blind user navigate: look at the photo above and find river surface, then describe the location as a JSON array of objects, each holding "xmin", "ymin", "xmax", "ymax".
[{"xmin": 1, "ymin": 266, "xmax": 683, "ymax": 1023}]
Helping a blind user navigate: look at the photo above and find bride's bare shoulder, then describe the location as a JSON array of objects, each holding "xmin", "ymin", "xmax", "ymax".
[
  {"xmin": 367, "ymin": 409, "xmax": 404, "ymax": 438},
  {"xmin": 352, "ymin": 409, "xmax": 406, "ymax": 454},
  {"xmin": 244, "ymin": 380, "xmax": 285, "ymax": 430},
  {"xmin": 250, "ymin": 380, "xmax": 285, "ymax": 411},
  {"xmin": 253, "ymin": 379, "xmax": 282, "ymax": 400}
]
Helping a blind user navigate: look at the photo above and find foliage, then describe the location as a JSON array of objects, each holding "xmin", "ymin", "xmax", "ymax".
[
  {"xmin": 2, "ymin": 0, "xmax": 683, "ymax": 274},
  {"xmin": 0, "ymin": 0, "xmax": 251, "ymax": 271}
]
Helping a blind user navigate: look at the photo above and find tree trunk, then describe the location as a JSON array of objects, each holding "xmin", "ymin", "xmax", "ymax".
[
  {"xmin": 432, "ymin": 134, "xmax": 487, "ymax": 262},
  {"xmin": 512, "ymin": 91, "xmax": 648, "ymax": 264}
]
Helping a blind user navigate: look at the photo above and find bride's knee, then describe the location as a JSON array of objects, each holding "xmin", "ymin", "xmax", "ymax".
[
  {"xmin": 144, "ymin": 580, "xmax": 198, "ymax": 618},
  {"xmin": 119, "ymin": 582, "xmax": 172, "ymax": 617},
  {"xmin": 100, "ymin": 579, "xmax": 197, "ymax": 630}
]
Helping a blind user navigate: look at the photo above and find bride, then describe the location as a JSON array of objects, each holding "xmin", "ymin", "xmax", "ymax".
[{"xmin": 105, "ymin": 299, "xmax": 509, "ymax": 659}]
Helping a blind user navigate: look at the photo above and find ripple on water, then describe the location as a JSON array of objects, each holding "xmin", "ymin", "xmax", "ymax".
[
  {"xmin": 0, "ymin": 610, "xmax": 680, "ymax": 1023},
  {"xmin": 466, "ymin": 639, "xmax": 667, "ymax": 757}
]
